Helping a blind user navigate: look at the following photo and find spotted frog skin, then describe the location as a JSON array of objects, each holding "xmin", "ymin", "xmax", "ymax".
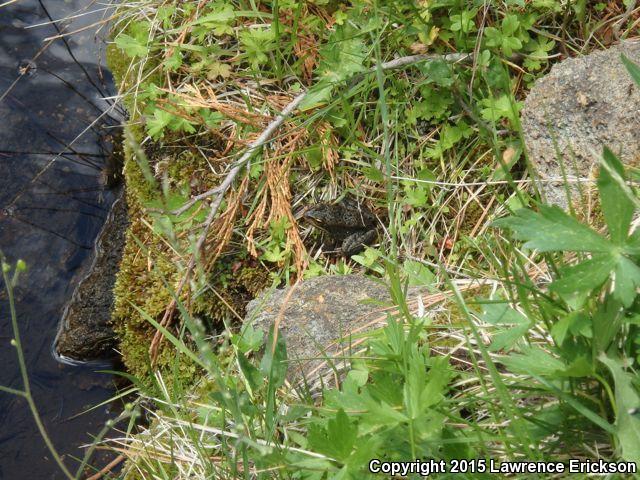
[{"xmin": 303, "ymin": 197, "xmax": 378, "ymax": 256}]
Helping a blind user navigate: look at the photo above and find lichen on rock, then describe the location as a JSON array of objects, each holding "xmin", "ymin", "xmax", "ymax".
[
  {"xmin": 245, "ymin": 274, "xmax": 426, "ymax": 387},
  {"xmin": 521, "ymin": 40, "xmax": 640, "ymax": 209}
]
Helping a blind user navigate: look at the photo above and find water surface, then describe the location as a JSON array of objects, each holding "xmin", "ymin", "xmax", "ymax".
[{"xmin": 0, "ymin": 1, "xmax": 123, "ymax": 477}]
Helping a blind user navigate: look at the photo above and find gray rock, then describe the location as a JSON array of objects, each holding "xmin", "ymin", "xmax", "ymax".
[
  {"xmin": 54, "ymin": 187, "xmax": 128, "ymax": 362},
  {"xmin": 521, "ymin": 41, "xmax": 640, "ymax": 208},
  {"xmin": 245, "ymin": 275, "xmax": 419, "ymax": 387}
]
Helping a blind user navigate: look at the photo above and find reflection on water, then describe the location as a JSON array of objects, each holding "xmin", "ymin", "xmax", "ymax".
[{"xmin": 0, "ymin": 1, "xmax": 123, "ymax": 478}]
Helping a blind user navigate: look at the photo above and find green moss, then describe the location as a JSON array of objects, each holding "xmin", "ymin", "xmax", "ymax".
[
  {"xmin": 107, "ymin": 45, "xmax": 270, "ymax": 384},
  {"xmin": 192, "ymin": 262, "xmax": 271, "ymax": 327}
]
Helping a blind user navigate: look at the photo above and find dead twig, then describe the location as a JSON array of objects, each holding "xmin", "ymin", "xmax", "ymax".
[{"xmin": 85, "ymin": 454, "xmax": 125, "ymax": 480}]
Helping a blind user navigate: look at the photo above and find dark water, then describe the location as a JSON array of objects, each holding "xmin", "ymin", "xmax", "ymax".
[{"xmin": 0, "ymin": 1, "xmax": 122, "ymax": 478}]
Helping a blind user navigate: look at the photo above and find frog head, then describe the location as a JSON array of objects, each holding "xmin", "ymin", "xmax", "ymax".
[{"xmin": 302, "ymin": 203, "xmax": 337, "ymax": 232}]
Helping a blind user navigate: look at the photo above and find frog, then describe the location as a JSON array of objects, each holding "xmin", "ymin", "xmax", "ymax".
[{"xmin": 302, "ymin": 197, "xmax": 378, "ymax": 256}]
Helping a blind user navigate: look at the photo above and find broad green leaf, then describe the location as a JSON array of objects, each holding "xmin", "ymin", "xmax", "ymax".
[
  {"xmin": 598, "ymin": 147, "xmax": 634, "ymax": 245},
  {"xmin": 420, "ymin": 59, "xmax": 454, "ymax": 87},
  {"xmin": 404, "ymin": 345, "xmax": 427, "ymax": 418},
  {"xmin": 480, "ymin": 303, "xmax": 531, "ymax": 351},
  {"xmin": 599, "ymin": 354, "xmax": 640, "ymax": 464},
  {"xmin": 558, "ymin": 355, "xmax": 593, "ymax": 378},
  {"xmin": 191, "ymin": 5, "xmax": 235, "ymax": 35},
  {"xmin": 551, "ymin": 311, "xmax": 590, "ymax": 344},
  {"xmin": 191, "ymin": 6, "xmax": 235, "ymax": 26},
  {"xmin": 233, "ymin": 323, "xmax": 263, "ymax": 353},
  {"xmin": 328, "ymin": 410, "xmax": 358, "ymax": 460},
  {"xmin": 593, "ymin": 297, "xmax": 625, "ymax": 353},
  {"xmin": 164, "ymin": 49, "xmax": 182, "ymax": 71},
  {"xmin": 614, "ymin": 256, "xmax": 640, "ymax": 307},
  {"xmin": 621, "ymin": 54, "xmax": 640, "ymax": 87},
  {"xmin": 206, "ymin": 61, "xmax": 232, "ymax": 80},
  {"xmin": 494, "ymin": 205, "xmax": 612, "ymax": 253},
  {"xmin": 489, "ymin": 323, "xmax": 531, "ymax": 352},
  {"xmin": 403, "ymin": 259, "xmax": 435, "ymax": 287},
  {"xmin": 299, "ymin": 82, "xmax": 334, "ymax": 110},
  {"xmin": 364, "ymin": 399, "xmax": 408, "ymax": 426},
  {"xmin": 323, "ymin": 377, "xmax": 371, "ymax": 414},
  {"xmin": 533, "ymin": 374, "xmax": 614, "ymax": 433},
  {"xmin": 480, "ymin": 303, "xmax": 529, "ymax": 325},
  {"xmin": 502, "ymin": 14, "xmax": 521, "ymax": 35},
  {"xmin": 240, "ymin": 27, "xmax": 276, "ymax": 68},
  {"xmin": 624, "ymin": 229, "xmax": 640, "ymax": 255},
  {"xmin": 550, "ymin": 254, "xmax": 616, "ymax": 299},
  {"xmin": 500, "ymin": 346, "xmax": 565, "ymax": 376},
  {"xmin": 345, "ymin": 436, "xmax": 383, "ymax": 475},
  {"xmin": 290, "ymin": 458, "xmax": 336, "ymax": 471}
]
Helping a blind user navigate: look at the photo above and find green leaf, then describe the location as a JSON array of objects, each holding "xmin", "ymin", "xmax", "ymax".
[
  {"xmin": 237, "ymin": 352, "xmax": 263, "ymax": 394},
  {"xmin": 480, "ymin": 95, "xmax": 522, "ymax": 124},
  {"xmin": 403, "ymin": 259, "xmax": 435, "ymax": 287},
  {"xmin": 420, "ymin": 60, "xmax": 454, "ymax": 87},
  {"xmin": 621, "ymin": 54, "xmax": 640, "ymax": 87},
  {"xmin": 115, "ymin": 33, "xmax": 148, "ymax": 58},
  {"xmin": 593, "ymin": 297, "xmax": 625, "ymax": 353},
  {"xmin": 240, "ymin": 27, "xmax": 276, "ymax": 69},
  {"xmin": 322, "ymin": 37, "xmax": 367, "ymax": 83},
  {"xmin": 233, "ymin": 324, "xmax": 264, "ymax": 353},
  {"xmin": 598, "ymin": 147, "xmax": 634, "ymax": 245},
  {"xmin": 362, "ymin": 166, "xmax": 384, "ymax": 182},
  {"xmin": 259, "ymin": 327, "xmax": 288, "ymax": 388},
  {"xmin": 559, "ymin": 356, "xmax": 593, "ymax": 378},
  {"xmin": 146, "ymin": 109, "xmax": 173, "ymax": 140},
  {"xmin": 599, "ymin": 354, "xmax": 640, "ymax": 464},
  {"xmin": 191, "ymin": 5, "xmax": 235, "ymax": 35},
  {"xmin": 420, "ymin": 356, "xmax": 451, "ymax": 409},
  {"xmin": 614, "ymin": 256, "xmax": 640, "ymax": 307},
  {"xmin": 550, "ymin": 254, "xmax": 616, "ymax": 299},
  {"xmin": 624, "ymin": 229, "xmax": 640, "ymax": 256},
  {"xmin": 308, "ymin": 409, "xmax": 357, "ymax": 462},
  {"xmin": 480, "ymin": 303, "xmax": 531, "ymax": 351},
  {"xmin": 502, "ymin": 36, "xmax": 523, "ymax": 57},
  {"xmin": 299, "ymin": 81, "xmax": 334, "ymax": 110},
  {"xmin": 481, "ymin": 303, "xmax": 529, "ymax": 326},
  {"xmin": 164, "ymin": 49, "xmax": 182, "ymax": 71},
  {"xmin": 500, "ymin": 346, "xmax": 565, "ymax": 376},
  {"xmin": 206, "ymin": 61, "xmax": 232, "ymax": 80},
  {"xmin": 449, "ymin": 9, "xmax": 478, "ymax": 33},
  {"xmin": 490, "ymin": 324, "xmax": 531, "ymax": 352},
  {"xmin": 551, "ymin": 311, "xmax": 590, "ymax": 344},
  {"xmin": 365, "ymin": 399, "xmax": 408, "ymax": 426},
  {"xmin": 502, "ymin": 14, "xmax": 521, "ymax": 36},
  {"xmin": 494, "ymin": 205, "xmax": 612, "ymax": 253}
]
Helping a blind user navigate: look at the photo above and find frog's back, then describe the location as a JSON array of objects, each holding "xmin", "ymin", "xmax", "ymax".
[{"xmin": 337, "ymin": 197, "xmax": 376, "ymax": 228}]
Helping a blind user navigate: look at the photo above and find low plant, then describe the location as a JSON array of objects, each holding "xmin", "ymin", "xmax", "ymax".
[{"xmin": 490, "ymin": 145, "xmax": 640, "ymax": 464}]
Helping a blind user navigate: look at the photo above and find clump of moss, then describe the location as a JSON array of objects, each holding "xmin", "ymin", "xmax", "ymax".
[
  {"xmin": 193, "ymin": 260, "xmax": 271, "ymax": 328},
  {"xmin": 108, "ymin": 40, "xmax": 272, "ymax": 386},
  {"xmin": 111, "ymin": 129, "xmax": 272, "ymax": 385}
]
